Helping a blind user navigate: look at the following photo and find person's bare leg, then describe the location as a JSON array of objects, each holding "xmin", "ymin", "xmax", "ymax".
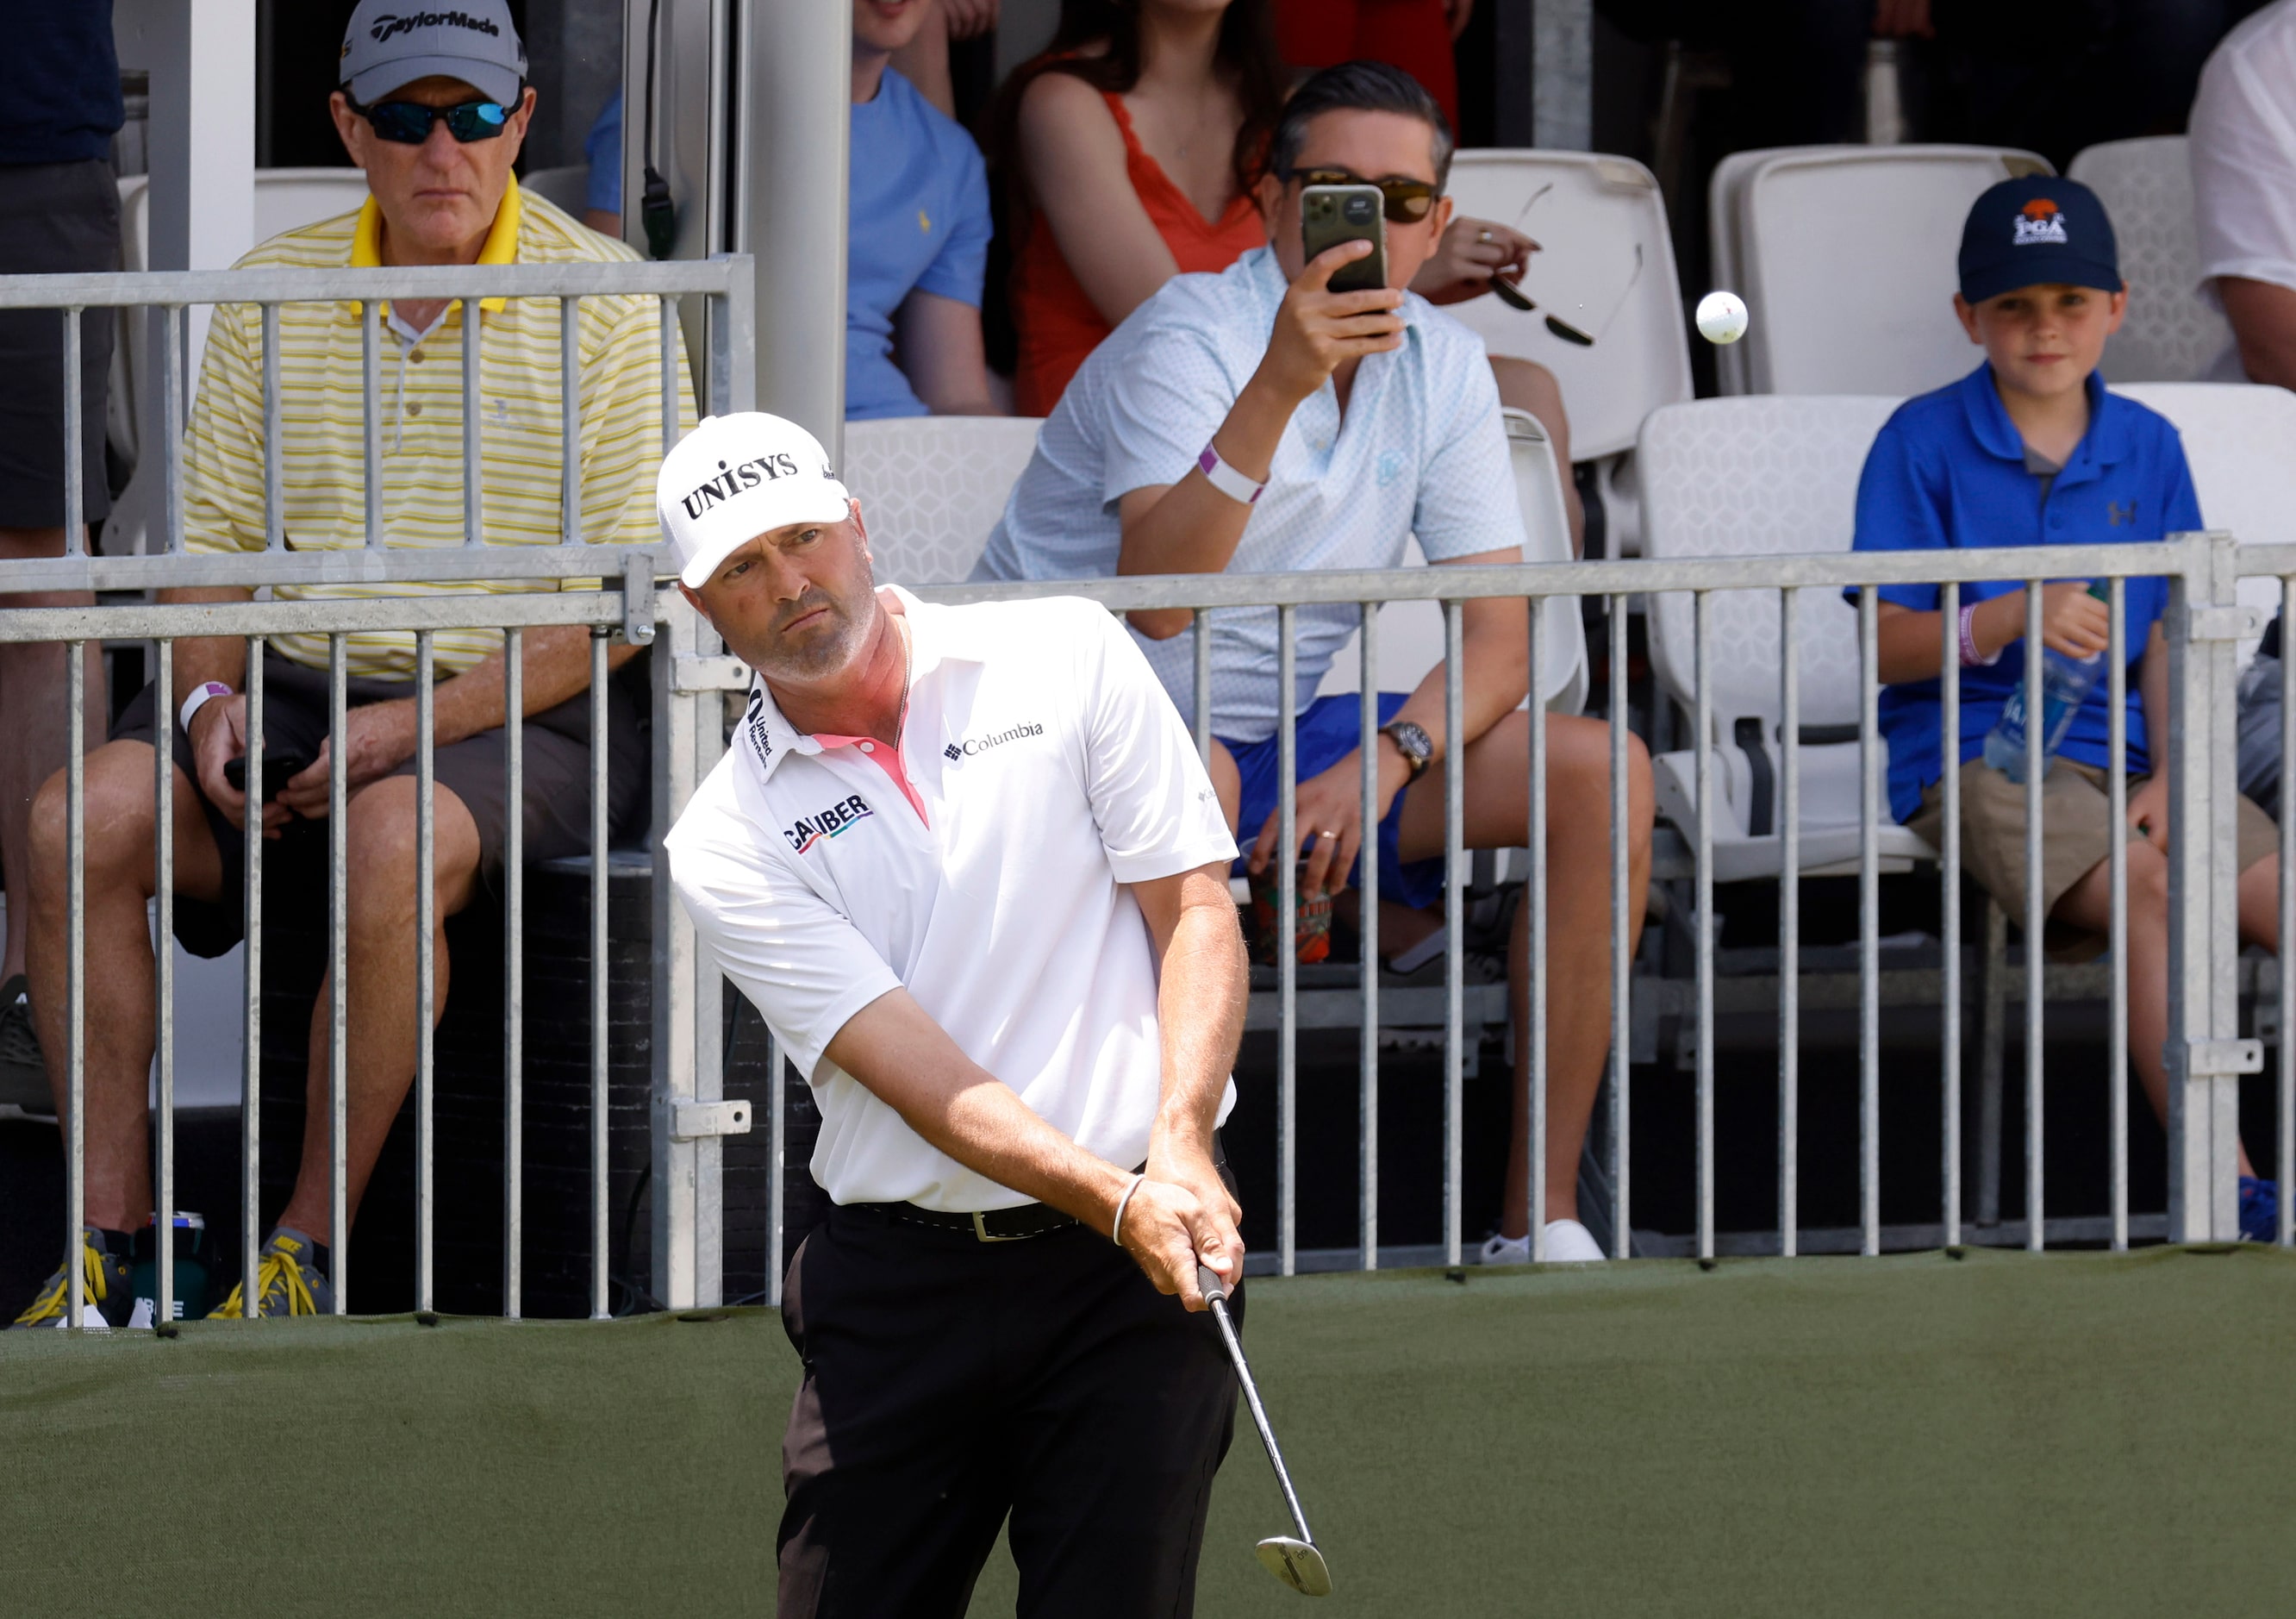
[
  {"xmin": 26, "ymin": 741, "xmax": 224, "ymax": 1230},
  {"xmin": 0, "ymin": 524, "xmax": 103, "ymax": 984},
  {"xmin": 1394, "ymin": 711, "xmax": 1655, "ymax": 1234},
  {"xmin": 2055, "ymin": 843, "xmax": 2260, "ymax": 1178},
  {"xmin": 1488, "ymin": 357, "xmax": 1585, "ymax": 559},
  {"xmin": 272, "ymin": 777, "xmax": 481, "ymax": 1246}
]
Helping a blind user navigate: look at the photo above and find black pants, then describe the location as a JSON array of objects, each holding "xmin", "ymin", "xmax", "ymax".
[{"xmin": 777, "ymin": 1207, "xmax": 1242, "ymax": 1616}]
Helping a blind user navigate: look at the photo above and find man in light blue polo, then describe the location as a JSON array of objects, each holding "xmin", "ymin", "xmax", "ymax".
[{"xmin": 976, "ymin": 62, "xmax": 1653, "ymax": 1266}]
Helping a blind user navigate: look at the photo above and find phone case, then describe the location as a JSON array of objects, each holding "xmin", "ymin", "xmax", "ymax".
[{"xmin": 1300, "ymin": 184, "xmax": 1388, "ymax": 295}]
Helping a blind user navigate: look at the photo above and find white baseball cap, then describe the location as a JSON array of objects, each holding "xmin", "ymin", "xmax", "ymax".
[
  {"xmin": 657, "ymin": 413, "xmax": 854, "ymax": 588},
  {"xmin": 340, "ymin": 0, "xmax": 527, "ymax": 109}
]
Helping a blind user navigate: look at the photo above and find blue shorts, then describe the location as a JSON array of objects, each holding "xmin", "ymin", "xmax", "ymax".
[{"xmin": 1222, "ymin": 692, "xmax": 1445, "ymax": 912}]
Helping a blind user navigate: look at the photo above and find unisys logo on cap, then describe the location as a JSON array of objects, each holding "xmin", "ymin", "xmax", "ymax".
[{"xmin": 675, "ymin": 451, "xmax": 814, "ymax": 522}]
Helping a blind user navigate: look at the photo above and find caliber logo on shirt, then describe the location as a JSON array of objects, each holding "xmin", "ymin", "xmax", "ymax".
[
  {"xmin": 677, "ymin": 453, "xmax": 804, "ymax": 521},
  {"xmin": 942, "ymin": 721, "xmax": 1045, "ymax": 760},
  {"xmin": 2012, "ymin": 197, "xmax": 2068, "ymax": 247},
  {"xmin": 785, "ymin": 794, "xmax": 874, "ymax": 854}
]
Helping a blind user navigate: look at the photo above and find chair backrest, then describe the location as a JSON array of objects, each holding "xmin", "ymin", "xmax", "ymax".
[
  {"xmin": 1440, "ymin": 151, "xmax": 1693, "ymax": 461},
  {"xmin": 1734, "ymin": 145, "xmax": 2051, "ymax": 396},
  {"xmin": 117, "ymin": 167, "xmax": 373, "ymax": 275},
  {"xmin": 1638, "ymin": 395, "xmax": 1904, "ymax": 735},
  {"xmin": 1706, "ymin": 145, "xmax": 1862, "ymax": 396},
  {"xmin": 2115, "ymin": 381, "xmax": 2296, "ymax": 652},
  {"xmin": 839, "ymin": 416, "xmax": 1046, "ymax": 584},
  {"xmin": 520, "ymin": 164, "xmax": 592, "ymax": 219},
  {"xmin": 1314, "ymin": 408, "xmax": 1588, "ymax": 711},
  {"xmin": 2067, "ymin": 137, "xmax": 2232, "ymax": 384}
]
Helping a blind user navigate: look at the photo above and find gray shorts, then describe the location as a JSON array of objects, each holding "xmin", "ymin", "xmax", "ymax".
[
  {"xmin": 110, "ymin": 646, "xmax": 652, "ymax": 959},
  {"xmin": 0, "ymin": 159, "xmax": 118, "ymax": 529},
  {"xmin": 2237, "ymin": 653, "xmax": 2284, "ymax": 822}
]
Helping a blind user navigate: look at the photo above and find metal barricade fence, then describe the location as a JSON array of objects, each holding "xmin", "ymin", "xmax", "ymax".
[
  {"xmin": 0, "ymin": 259, "xmax": 752, "ymax": 1328},
  {"xmin": 3, "ymin": 261, "xmax": 2279, "ymax": 1326}
]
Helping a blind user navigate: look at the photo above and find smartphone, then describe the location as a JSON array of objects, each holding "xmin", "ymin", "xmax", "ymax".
[
  {"xmin": 224, "ymin": 751, "xmax": 315, "ymax": 803},
  {"xmin": 1301, "ymin": 184, "xmax": 1388, "ymax": 295}
]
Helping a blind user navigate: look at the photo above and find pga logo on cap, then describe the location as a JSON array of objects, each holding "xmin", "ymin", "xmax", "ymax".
[{"xmin": 2012, "ymin": 197, "xmax": 2068, "ymax": 247}]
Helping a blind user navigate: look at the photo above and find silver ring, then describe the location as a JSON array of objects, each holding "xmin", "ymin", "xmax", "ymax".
[
  {"xmin": 1476, "ymin": 228, "xmax": 1494, "ymax": 244},
  {"xmin": 1317, "ymin": 828, "xmax": 1340, "ymax": 841}
]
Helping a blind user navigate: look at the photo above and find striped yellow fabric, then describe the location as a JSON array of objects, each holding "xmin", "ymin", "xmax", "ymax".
[{"xmin": 183, "ymin": 181, "xmax": 699, "ymax": 678}]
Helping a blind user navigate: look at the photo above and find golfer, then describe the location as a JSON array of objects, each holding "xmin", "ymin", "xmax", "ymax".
[{"xmin": 658, "ymin": 412, "xmax": 1252, "ymax": 1616}]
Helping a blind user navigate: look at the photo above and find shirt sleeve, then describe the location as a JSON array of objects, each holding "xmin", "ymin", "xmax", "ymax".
[
  {"xmin": 2190, "ymin": 25, "xmax": 2296, "ymax": 298},
  {"xmin": 1101, "ymin": 322, "xmax": 1238, "ymax": 505},
  {"xmin": 1071, "ymin": 604, "xmax": 1240, "ymax": 884},
  {"xmin": 1850, "ymin": 415, "xmax": 1950, "ymax": 612},
  {"xmin": 569, "ymin": 286, "xmax": 701, "ymax": 584},
  {"xmin": 584, "ymin": 92, "xmax": 623, "ymax": 216},
  {"xmin": 182, "ymin": 302, "xmax": 271, "ymax": 556},
  {"xmin": 1411, "ymin": 345, "xmax": 1527, "ymax": 562},
  {"xmin": 910, "ymin": 130, "xmax": 991, "ymax": 310},
  {"xmin": 670, "ymin": 815, "xmax": 905, "ymax": 1084}
]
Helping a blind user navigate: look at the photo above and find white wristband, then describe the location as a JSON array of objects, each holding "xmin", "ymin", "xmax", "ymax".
[
  {"xmin": 1195, "ymin": 442, "xmax": 1264, "ymax": 506},
  {"xmin": 178, "ymin": 681, "xmax": 234, "ymax": 734},
  {"xmin": 1109, "ymin": 1173, "xmax": 1147, "ymax": 1247}
]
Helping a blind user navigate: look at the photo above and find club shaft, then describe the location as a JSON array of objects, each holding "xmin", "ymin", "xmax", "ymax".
[{"xmin": 1208, "ymin": 1292, "xmax": 1314, "ymax": 1547}]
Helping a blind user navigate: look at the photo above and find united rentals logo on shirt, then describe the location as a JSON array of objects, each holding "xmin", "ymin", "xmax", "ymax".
[
  {"xmin": 2013, "ymin": 197, "xmax": 2068, "ymax": 247},
  {"xmin": 677, "ymin": 453, "xmax": 806, "ymax": 522},
  {"xmin": 785, "ymin": 794, "xmax": 874, "ymax": 854},
  {"xmin": 942, "ymin": 721, "xmax": 1045, "ymax": 760},
  {"xmin": 742, "ymin": 685, "xmax": 772, "ymax": 766}
]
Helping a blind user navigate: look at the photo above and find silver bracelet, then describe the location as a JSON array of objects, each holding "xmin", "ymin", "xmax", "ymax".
[{"xmin": 1109, "ymin": 1173, "xmax": 1147, "ymax": 1247}]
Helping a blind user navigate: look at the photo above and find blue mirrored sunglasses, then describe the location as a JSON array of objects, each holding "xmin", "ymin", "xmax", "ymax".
[{"xmin": 346, "ymin": 95, "xmax": 513, "ymax": 145}]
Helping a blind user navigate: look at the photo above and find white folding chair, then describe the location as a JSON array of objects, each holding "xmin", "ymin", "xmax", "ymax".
[
  {"xmin": 519, "ymin": 164, "xmax": 592, "ymax": 220},
  {"xmin": 1638, "ymin": 394, "xmax": 1933, "ymax": 880},
  {"xmin": 1706, "ymin": 145, "xmax": 1863, "ymax": 397},
  {"xmin": 839, "ymin": 416, "xmax": 1047, "ymax": 584},
  {"xmin": 1314, "ymin": 407, "xmax": 1587, "ymax": 715},
  {"xmin": 1440, "ymin": 150, "xmax": 1693, "ymax": 555},
  {"xmin": 1729, "ymin": 146, "xmax": 2052, "ymax": 398},
  {"xmin": 103, "ymin": 168, "xmax": 374, "ymax": 555},
  {"xmin": 2114, "ymin": 381, "xmax": 2296, "ymax": 659},
  {"xmin": 2068, "ymin": 138, "xmax": 2233, "ymax": 384}
]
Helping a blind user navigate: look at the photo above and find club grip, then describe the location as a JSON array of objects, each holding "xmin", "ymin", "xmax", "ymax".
[{"xmin": 1196, "ymin": 1262, "xmax": 1230, "ymax": 1305}]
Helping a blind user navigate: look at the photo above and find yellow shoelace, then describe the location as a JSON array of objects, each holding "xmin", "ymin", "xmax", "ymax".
[
  {"xmin": 12, "ymin": 1235, "xmax": 112, "ymax": 1327},
  {"xmin": 211, "ymin": 1247, "xmax": 320, "ymax": 1319}
]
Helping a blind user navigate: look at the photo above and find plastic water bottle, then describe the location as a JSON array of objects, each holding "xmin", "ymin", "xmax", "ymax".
[{"xmin": 1984, "ymin": 582, "xmax": 2112, "ymax": 784}]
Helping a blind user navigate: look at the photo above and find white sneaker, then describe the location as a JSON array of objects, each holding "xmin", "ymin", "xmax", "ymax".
[{"xmin": 1476, "ymin": 1219, "xmax": 1607, "ymax": 1266}]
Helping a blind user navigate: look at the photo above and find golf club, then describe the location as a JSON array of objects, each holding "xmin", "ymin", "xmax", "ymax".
[{"xmin": 1197, "ymin": 1263, "xmax": 1333, "ymax": 1597}]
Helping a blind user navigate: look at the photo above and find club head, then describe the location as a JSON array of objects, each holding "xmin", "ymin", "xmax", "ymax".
[{"xmin": 1255, "ymin": 1536, "xmax": 1333, "ymax": 1597}]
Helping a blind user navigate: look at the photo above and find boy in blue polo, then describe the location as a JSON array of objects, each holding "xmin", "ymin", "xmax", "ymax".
[{"xmin": 1855, "ymin": 175, "xmax": 2282, "ymax": 1238}]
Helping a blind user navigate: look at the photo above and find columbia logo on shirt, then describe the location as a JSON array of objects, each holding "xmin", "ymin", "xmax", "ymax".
[
  {"xmin": 942, "ymin": 722, "xmax": 1045, "ymax": 761},
  {"xmin": 785, "ymin": 795, "xmax": 873, "ymax": 853}
]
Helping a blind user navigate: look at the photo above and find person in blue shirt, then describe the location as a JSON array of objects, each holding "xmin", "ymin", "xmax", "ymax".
[
  {"xmin": 847, "ymin": 0, "xmax": 995, "ymax": 419},
  {"xmin": 1855, "ymin": 175, "xmax": 2284, "ymax": 1239},
  {"xmin": 581, "ymin": 88, "xmax": 621, "ymax": 236}
]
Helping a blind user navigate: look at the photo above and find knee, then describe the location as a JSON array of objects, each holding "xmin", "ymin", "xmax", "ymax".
[
  {"xmin": 29, "ymin": 752, "xmax": 153, "ymax": 897},
  {"xmin": 343, "ymin": 784, "xmax": 421, "ymax": 901}
]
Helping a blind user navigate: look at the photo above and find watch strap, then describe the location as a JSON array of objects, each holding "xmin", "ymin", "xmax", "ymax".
[{"xmin": 1195, "ymin": 442, "xmax": 1264, "ymax": 506}]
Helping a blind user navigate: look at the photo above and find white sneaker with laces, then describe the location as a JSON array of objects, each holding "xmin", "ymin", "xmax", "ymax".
[{"xmin": 1476, "ymin": 1219, "xmax": 1607, "ymax": 1266}]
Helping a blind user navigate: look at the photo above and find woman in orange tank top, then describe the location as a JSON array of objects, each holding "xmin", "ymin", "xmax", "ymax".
[{"xmin": 992, "ymin": 1, "xmax": 1286, "ymax": 417}]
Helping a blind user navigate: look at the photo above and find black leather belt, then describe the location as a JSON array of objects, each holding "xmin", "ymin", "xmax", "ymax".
[{"xmin": 849, "ymin": 1199, "xmax": 1082, "ymax": 1242}]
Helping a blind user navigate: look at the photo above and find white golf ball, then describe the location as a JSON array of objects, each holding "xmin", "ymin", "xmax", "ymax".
[{"xmin": 1696, "ymin": 290, "xmax": 1749, "ymax": 346}]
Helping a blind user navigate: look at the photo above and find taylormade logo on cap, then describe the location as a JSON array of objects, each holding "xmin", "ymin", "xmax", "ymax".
[
  {"xmin": 369, "ymin": 11, "xmax": 503, "ymax": 45},
  {"xmin": 657, "ymin": 414, "xmax": 854, "ymax": 588},
  {"xmin": 340, "ymin": 0, "xmax": 526, "ymax": 109}
]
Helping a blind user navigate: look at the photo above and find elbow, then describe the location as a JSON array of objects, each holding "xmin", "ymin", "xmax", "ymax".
[{"xmin": 1127, "ymin": 608, "xmax": 1193, "ymax": 641}]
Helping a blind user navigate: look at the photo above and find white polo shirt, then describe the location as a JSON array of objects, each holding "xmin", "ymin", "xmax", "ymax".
[{"xmin": 665, "ymin": 587, "xmax": 1238, "ymax": 1211}]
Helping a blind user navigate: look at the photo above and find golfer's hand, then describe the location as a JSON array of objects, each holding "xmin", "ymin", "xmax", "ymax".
[
  {"xmin": 1413, "ymin": 216, "xmax": 1534, "ymax": 306},
  {"xmin": 2127, "ymin": 773, "xmax": 2171, "ymax": 854},
  {"xmin": 189, "ymin": 696, "xmax": 287, "ymax": 836},
  {"xmin": 1119, "ymin": 1176, "xmax": 1243, "ymax": 1310},
  {"xmin": 275, "ymin": 699, "xmax": 419, "ymax": 818},
  {"xmin": 1252, "ymin": 243, "xmax": 1404, "ymax": 407}
]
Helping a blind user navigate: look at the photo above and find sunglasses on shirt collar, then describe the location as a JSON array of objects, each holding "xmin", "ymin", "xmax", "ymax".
[
  {"xmin": 1281, "ymin": 166, "xmax": 1441, "ymax": 224},
  {"xmin": 344, "ymin": 94, "xmax": 515, "ymax": 145}
]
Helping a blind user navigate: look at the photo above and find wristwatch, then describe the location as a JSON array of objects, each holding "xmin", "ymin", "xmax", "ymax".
[{"xmin": 1378, "ymin": 720, "xmax": 1433, "ymax": 782}]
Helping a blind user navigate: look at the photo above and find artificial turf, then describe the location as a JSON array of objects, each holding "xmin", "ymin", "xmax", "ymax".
[{"xmin": 5, "ymin": 1246, "xmax": 2293, "ymax": 1614}]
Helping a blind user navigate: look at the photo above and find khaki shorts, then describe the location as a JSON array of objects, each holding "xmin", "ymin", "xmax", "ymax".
[{"xmin": 1906, "ymin": 759, "xmax": 2279, "ymax": 960}]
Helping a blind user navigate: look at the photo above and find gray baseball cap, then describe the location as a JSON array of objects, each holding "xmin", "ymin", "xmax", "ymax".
[{"xmin": 340, "ymin": 2, "xmax": 527, "ymax": 109}]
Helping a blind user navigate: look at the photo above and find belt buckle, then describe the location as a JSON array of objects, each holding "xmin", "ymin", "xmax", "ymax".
[{"xmin": 972, "ymin": 1210, "xmax": 1026, "ymax": 1243}]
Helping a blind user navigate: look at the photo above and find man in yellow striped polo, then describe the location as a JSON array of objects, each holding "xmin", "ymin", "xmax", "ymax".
[{"xmin": 12, "ymin": 0, "xmax": 695, "ymax": 1328}]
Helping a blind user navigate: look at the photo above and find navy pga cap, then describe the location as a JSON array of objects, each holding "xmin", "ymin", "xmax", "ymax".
[
  {"xmin": 340, "ymin": 2, "xmax": 527, "ymax": 109},
  {"xmin": 1958, "ymin": 175, "xmax": 2121, "ymax": 304}
]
